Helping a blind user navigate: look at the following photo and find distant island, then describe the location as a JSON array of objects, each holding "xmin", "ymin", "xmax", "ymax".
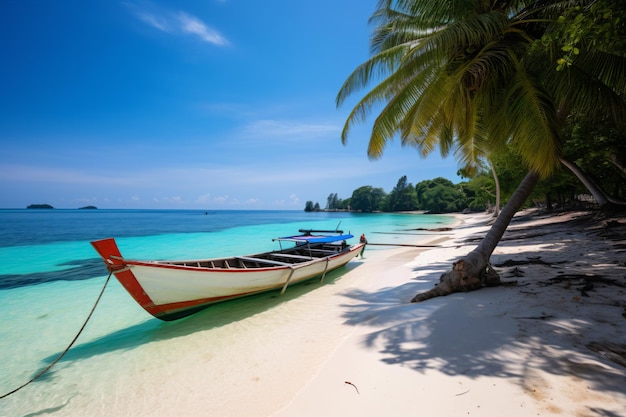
[
  {"xmin": 27, "ymin": 204, "xmax": 54, "ymax": 209},
  {"xmin": 25, "ymin": 204, "xmax": 98, "ymax": 209}
]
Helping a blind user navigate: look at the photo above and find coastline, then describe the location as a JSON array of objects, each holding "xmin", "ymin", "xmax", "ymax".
[
  {"xmin": 270, "ymin": 209, "xmax": 626, "ymax": 417},
  {"xmin": 2, "ymin": 209, "xmax": 624, "ymax": 416}
]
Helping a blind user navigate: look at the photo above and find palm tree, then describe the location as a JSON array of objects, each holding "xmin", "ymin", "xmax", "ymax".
[{"xmin": 337, "ymin": 0, "xmax": 626, "ymax": 301}]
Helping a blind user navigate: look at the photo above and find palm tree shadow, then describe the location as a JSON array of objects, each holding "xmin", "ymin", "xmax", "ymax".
[
  {"xmin": 340, "ymin": 266, "xmax": 519, "ymax": 379},
  {"xmin": 338, "ymin": 255, "xmax": 626, "ymax": 401}
]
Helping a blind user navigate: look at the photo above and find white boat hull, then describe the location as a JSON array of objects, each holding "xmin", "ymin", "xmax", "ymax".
[{"xmin": 91, "ymin": 238, "xmax": 364, "ymax": 320}]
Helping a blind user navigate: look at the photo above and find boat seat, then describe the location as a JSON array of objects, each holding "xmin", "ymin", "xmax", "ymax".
[
  {"xmin": 236, "ymin": 256, "xmax": 291, "ymax": 266},
  {"xmin": 306, "ymin": 249, "xmax": 337, "ymax": 254},
  {"xmin": 268, "ymin": 253, "xmax": 314, "ymax": 260}
]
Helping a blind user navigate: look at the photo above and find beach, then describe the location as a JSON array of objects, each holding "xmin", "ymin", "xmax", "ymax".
[
  {"xmin": 2, "ymin": 210, "xmax": 625, "ymax": 416},
  {"xmin": 269, "ymin": 210, "xmax": 626, "ymax": 417}
]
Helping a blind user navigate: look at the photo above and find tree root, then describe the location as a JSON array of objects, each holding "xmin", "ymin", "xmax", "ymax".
[{"xmin": 411, "ymin": 259, "xmax": 501, "ymax": 303}]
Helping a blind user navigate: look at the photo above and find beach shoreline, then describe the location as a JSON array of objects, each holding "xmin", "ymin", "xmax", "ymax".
[
  {"xmin": 2, "ymin": 209, "xmax": 625, "ymax": 416},
  {"xmin": 269, "ymin": 209, "xmax": 626, "ymax": 417}
]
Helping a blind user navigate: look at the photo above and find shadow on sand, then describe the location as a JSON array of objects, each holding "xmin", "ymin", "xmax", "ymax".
[{"xmin": 338, "ymin": 233, "xmax": 625, "ymax": 414}]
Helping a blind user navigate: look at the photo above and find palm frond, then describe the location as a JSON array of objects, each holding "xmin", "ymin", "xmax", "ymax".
[
  {"xmin": 336, "ymin": 44, "xmax": 408, "ymax": 107},
  {"xmin": 495, "ymin": 54, "xmax": 561, "ymax": 177},
  {"xmin": 337, "ymin": 0, "xmax": 624, "ymax": 183}
]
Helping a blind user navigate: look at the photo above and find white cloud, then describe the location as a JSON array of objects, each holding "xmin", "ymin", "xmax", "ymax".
[
  {"xmin": 196, "ymin": 193, "xmax": 212, "ymax": 203},
  {"xmin": 177, "ymin": 12, "xmax": 229, "ymax": 46},
  {"xmin": 128, "ymin": 2, "xmax": 229, "ymax": 47},
  {"xmin": 137, "ymin": 12, "xmax": 170, "ymax": 32}
]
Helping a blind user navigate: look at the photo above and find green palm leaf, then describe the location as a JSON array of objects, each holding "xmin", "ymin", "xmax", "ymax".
[{"xmin": 338, "ymin": 0, "xmax": 625, "ymax": 178}]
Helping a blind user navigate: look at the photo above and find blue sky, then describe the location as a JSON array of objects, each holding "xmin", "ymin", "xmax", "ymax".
[{"xmin": 0, "ymin": 0, "xmax": 461, "ymax": 210}]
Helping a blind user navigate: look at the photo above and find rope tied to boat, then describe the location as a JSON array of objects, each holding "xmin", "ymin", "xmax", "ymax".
[
  {"xmin": 104, "ymin": 260, "xmax": 128, "ymax": 273},
  {"xmin": 0, "ymin": 271, "xmax": 113, "ymax": 400}
]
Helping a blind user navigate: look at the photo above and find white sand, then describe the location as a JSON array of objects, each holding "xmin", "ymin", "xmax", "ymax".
[
  {"xmin": 270, "ymin": 210, "xmax": 626, "ymax": 417},
  {"xmin": 3, "ymin": 211, "xmax": 625, "ymax": 416}
]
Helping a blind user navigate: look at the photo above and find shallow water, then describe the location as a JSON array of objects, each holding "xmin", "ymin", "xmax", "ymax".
[{"xmin": 0, "ymin": 209, "xmax": 453, "ymax": 415}]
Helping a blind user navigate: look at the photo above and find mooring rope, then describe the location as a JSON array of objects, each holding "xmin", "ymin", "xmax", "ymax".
[{"xmin": 0, "ymin": 271, "xmax": 113, "ymax": 399}]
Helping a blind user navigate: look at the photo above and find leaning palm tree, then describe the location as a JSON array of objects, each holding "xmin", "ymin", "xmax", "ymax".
[{"xmin": 337, "ymin": 0, "xmax": 626, "ymax": 301}]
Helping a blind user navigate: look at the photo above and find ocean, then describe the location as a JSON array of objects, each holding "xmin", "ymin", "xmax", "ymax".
[{"xmin": 0, "ymin": 209, "xmax": 454, "ymax": 415}]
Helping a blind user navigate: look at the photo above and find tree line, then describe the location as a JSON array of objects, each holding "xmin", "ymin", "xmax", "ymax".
[
  {"xmin": 304, "ymin": 175, "xmax": 467, "ymax": 213},
  {"xmin": 306, "ymin": 116, "xmax": 624, "ymax": 214}
]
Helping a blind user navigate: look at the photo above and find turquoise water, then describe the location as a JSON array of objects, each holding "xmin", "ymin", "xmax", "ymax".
[{"xmin": 0, "ymin": 209, "xmax": 453, "ymax": 413}]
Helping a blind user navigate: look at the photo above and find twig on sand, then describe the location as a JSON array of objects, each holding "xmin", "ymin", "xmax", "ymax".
[{"xmin": 345, "ymin": 381, "xmax": 360, "ymax": 394}]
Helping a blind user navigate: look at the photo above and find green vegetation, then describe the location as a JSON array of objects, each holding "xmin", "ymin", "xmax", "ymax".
[
  {"xmin": 330, "ymin": 0, "xmax": 625, "ymax": 301},
  {"xmin": 304, "ymin": 201, "xmax": 321, "ymax": 212},
  {"xmin": 307, "ymin": 176, "xmax": 468, "ymax": 213},
  {"xmin": 306, "ymin": 134, "xmax": 625, "ymax": 213},
  {"xmin": 415, "ymin": 178, "xmax": 465, "ymax": 213}
]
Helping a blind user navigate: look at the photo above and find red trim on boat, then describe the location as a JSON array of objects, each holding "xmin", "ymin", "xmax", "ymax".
[
  {"xmin": 152, "ymin": 291, "xmax": 261, "ymax": 319},
  {"xmin": 91, "ymin": 238, "xmax": 166, "ymax": 318},
  {"xmin": 112, "ymin": 269, "xmax": 166, "ymax": 317},
  {"xmin": 124, "ymin": 260, "xmax": 288, "ymax": 273}
]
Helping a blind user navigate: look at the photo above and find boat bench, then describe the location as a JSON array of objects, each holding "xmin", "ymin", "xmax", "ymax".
[
  {"xmin": 306, "ymin": 249, "xmax": 337, "ymax": 255},
  {"xmin": 236, "ymin": 256, "xmax": 291, "ymax": 266},
  {"xmin": 269, "ymin": 253, "xmax": 313, "ymax": 260}
]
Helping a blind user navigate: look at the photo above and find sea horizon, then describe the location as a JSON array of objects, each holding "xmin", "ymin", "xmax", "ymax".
[{"xmin": 1, "ymin": 207, "xmax": 430, "ymax": 213}]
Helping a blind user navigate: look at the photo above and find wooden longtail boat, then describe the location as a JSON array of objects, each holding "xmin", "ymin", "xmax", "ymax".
[{"xmin": 91, "ymin": 230, "xmax": 364, "ymax": 321}]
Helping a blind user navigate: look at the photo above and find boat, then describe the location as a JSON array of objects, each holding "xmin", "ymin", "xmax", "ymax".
[{"xmin": 91, "ymin": 230, "xmax": 365, "ymax": 321}]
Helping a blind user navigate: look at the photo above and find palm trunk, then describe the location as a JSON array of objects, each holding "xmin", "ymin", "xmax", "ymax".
[
  {"xmin": 411, "ymin": 170, "xmax": 540, "ymax": 302},
  {"xmin": 559, "ymin": 158, "xmax": 610, "ymax": 206},
  {"xmin": 489, "ymin": 158, "xmax": 500, "ymax": 218}
]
